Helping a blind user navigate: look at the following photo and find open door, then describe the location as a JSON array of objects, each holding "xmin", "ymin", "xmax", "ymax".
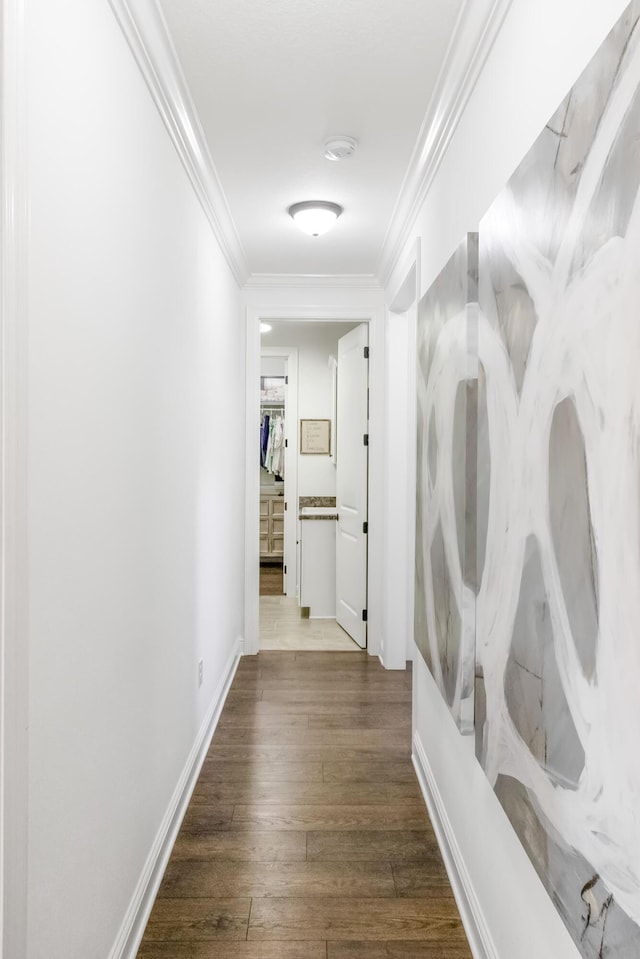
[{"xmin": 336, "ymin": 324, "xmax": 369, "ymax": 647}]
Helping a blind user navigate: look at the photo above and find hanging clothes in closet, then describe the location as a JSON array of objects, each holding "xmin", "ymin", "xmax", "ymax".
[
  {"xmin": 260, "ymin": 413, "xmax": 270, "ymax": 467},
  {"xmin": 261, "ymin": 410, "xmax": 285, "ymax": 479},
  {"xmin": 270, "ymin": 416, "xmax": 285, "ymax": 478}
]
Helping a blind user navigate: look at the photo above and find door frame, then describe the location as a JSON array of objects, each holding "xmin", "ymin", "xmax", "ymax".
[
  {"xmin": 1, "ymin": 0, "xmax": 29, "ymax": 952},
  {"xmin": 335, "ymin": 323, "xmax": 370, "ymax": 648},
  {"xmin": 244, "ymin": 304, "xmax": 384, "ymax": 658},
  {"xmin": 259, "ymin": 346, "xmax": 298, "ymax": 599},
  {"xmin": 386, "ymin": 240, "xmax": 421, "ymax": 668}
]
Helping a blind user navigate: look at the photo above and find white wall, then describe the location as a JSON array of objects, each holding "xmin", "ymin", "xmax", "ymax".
[
  {"xmin": 260, "ymin": 356, "xmax": 286, "ymax": 377},
  {"xmin": 414, "ymin": 0, "xmax": 630, "ymax": 293},
  {"xmin": 23, "ymin": 1, "xmax": 245, "ymax": 957},
  {"xmin": 263, "ymin": 321, "xmax": 358, "ymax": 497},
  {"xmin": 386, "ymin": 1, "xmax": 630, "ymax": 956}
]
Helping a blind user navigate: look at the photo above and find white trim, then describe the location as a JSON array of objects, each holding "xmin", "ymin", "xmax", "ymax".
[
  {"xmin": 249, "ymin": 306, "xmax": 382, "ymax": 323},
  {"xmin": 377, "ymin": 0, "xmax": 514, "ymax": 287},
  {"xmin": 107, "ymin": 0, "xmax": 248, "ymax": 286},
  {"xmin": 260, "ymin": 347, "xmax": 299, "ymax": 599},
  {"xmin": 1, "ymin": 0, "xmax": 29, "ymax": 954},
  {"xmin": 108, "ymin": 637, "xmax": 243, "ymax": 959},
  {"xmin": 387, "ymin": 239, "xmax": 421, "ymax": 315},
  {"xmin": 364, "ymin": 306, "xmax": 385, "ymax": 661},
  {"xmin": 245, "ymin": 309, "xmax": 262, "ymax": 657},
  {"xmin": 244, "ymin": 304, "xmax": 386, "ymax": 661},
  {"xmin": 245, "ymin": 274, "xmax": 382, "ymax": 292},
  {"xmin": 404, "ymin": 301, "xmax": 418, "ymax": 665},
  {"xmin": 385, "ymin": 240, "xmax": 420, "ymax": 668},
  {"xmin": 106, "ymin": 0, "xmax": 515, "ymax": 292},
  {"xmin": 412, "ymin": 732, "xmax": 496, "ymax": 959}
]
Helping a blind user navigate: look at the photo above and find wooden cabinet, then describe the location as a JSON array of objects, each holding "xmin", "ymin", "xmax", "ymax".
[{"xmin": 260, "ymin": 493, "xmax": 285, "ymax": 560}]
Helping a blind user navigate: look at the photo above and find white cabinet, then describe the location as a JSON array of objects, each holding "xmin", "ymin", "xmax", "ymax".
[{"xmin": 299, "ymin": 508, "xmax": 337, "ymax": 618}]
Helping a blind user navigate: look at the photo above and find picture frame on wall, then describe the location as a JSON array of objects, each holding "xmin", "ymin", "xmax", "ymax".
[{"xmin": 300, "ymin": 419, "xmax": 331, "ymax": 455}]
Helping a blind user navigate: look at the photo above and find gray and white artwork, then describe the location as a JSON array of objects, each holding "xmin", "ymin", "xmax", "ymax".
[
  {"xmin": 415, "ymin": 235, "xmax": 478, "ymax": 734},
  {"xmin": 475, "ymin": 2, "xmax": 640, "ymax": 955}
]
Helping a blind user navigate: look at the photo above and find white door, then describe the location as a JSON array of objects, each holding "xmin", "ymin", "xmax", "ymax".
[
  {"xmin": 280, "ymin": 368, "xmax": 289, "ymax": 595},
  {"xmin": 336, "ymin": 324, "xmax": 369, "ymax": 647}
]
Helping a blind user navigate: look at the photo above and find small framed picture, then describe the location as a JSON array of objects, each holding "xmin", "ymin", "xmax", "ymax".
[{"xmin": 300, "ymin": 419, "xmax": 331, "ymax": 455}]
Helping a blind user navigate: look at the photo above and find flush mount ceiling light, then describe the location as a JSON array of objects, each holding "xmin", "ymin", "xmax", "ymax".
[
  {"xmin": 288, "ymin": 201, "xmax": 343, "ymax": 237},
  {"xmin": 323, "ymin": 135, "xmax": 358, "ymax": 161},
  {"xmin": 260, "ymin": 323, "xmax": 272, "ymax": 333}
]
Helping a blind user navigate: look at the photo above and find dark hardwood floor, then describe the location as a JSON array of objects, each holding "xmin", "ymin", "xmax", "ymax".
[
  {"xmin": 260, "ymin": 563, "xmax": 284, "ymax": 596},
  {"xmin": 136, "ymin": 651, "xmax": 472, "ymax": 959}
]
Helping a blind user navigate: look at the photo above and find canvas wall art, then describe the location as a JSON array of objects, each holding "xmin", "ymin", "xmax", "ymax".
[
  {"xmin": 475, "ymin": 2, "xmax": 640, "ymax": 955},
  {"xmin": 415, "ymin": 234, "xmax": 478, "ymax": 734}
]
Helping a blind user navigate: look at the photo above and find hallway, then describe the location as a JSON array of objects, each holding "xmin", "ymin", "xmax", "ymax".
[
  {"xmin": 5, "ymin": 3, "xmax": 627, "ymax": 955},
  {"xmin": 135, "ymin": 651, "xmax": 471, "ymax": 957}
]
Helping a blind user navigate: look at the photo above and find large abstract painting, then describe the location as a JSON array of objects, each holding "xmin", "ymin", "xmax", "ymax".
[
  {"xmin": 475, "ymin": 2, "xmax": 640, "ymax": 955},
  {"xmin": 415, "ymin": 235, "xmax": 478, "ymax": 734}
]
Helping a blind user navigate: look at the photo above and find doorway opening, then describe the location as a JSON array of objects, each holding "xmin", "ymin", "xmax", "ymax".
[
  {"xmin": 253, "ymin": 319, "xmax": 369, "ymax": 653},
  {"xmin": 259, "ymin": 358, "xmax": 287, "ymax": 597}
]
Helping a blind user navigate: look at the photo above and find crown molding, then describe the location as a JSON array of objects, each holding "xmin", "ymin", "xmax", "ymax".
[
  {"xmin": 387, "ymin": 238, "xmax": 421, "ymax": 313},
  {"xmin": 107, "ymin": 0, "xmax": 249, "ymax": 286},
  {"xmin": 244, "ymin": 273, "xmax": 382, "ymax": 292},
  {"xmin": 377, "ymin": 0, "xmax": 514, "ymax": 288}
]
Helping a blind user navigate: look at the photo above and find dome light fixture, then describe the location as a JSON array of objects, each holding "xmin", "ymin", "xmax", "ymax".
[
  {"xmin": 260, "ymin": 322, "xmax": 272, "ymax": 333},
  {"xmin": 288, "ymin": 200, "xmax": 343, "ymax": 237}
]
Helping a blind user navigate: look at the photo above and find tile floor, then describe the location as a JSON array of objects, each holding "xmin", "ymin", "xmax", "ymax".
[{"xmin": 259, "ymin": 597, "xmax": 361, "ymax": 652}]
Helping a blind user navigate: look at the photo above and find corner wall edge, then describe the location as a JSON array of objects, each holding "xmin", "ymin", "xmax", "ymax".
[
  {"xmin": 377, "ymin": 0, "xmax": 514, "ymax": 288},
  {"xmin": 107, "ymin": 0, "xmax": 249, "ymax": 286}
]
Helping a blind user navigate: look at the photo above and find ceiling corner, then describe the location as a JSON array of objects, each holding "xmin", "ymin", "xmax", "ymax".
[
  {"xmin": 244, "ymin": 273, "xmax": 383, "ymax": 293},
  {"xmin": 377, "ymin": 0, "xmax": 515, "ymax": 289},
  {"xmin": 107, "ymin": 0, "xmax": 249, "ymax": 286}
]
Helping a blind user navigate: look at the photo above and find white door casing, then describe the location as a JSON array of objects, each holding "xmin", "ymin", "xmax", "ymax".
[
  {"xmin": 243, "ymin": 302, "xmax": 384, "ymax": 660},
  {"xmin": 261, "ymin": 347, "xmax": 298, "ymax": 599},
  {"xmin": 336, "ymin": 323, "xmax": 369, "ymax": 648},
  {"xmin": 385, "ymin": 239, "xmax": 421, "ymax": 669},
  {"xmin": 2, "ymin": 0, "xmax": 29, "ymax": 953}
]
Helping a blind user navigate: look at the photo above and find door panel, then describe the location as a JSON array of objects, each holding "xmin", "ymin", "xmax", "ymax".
[{"xmin": 336, "ymin": 324, "xmax": 369, "ymax": 647}]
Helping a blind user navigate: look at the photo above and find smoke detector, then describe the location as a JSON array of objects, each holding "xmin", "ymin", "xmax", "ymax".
[{"xmin": 324, "ymin": 135, "xmax": 358, "ymax": 161}]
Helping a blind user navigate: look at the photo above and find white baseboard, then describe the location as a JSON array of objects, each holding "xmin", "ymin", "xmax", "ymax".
[
  {"xmin": 108, "ymin": 636, "xmax": 243, "ymax": 959},
  {"xmin": 412, "ymin": 731, "xmax": 497, "ymax": 959}
]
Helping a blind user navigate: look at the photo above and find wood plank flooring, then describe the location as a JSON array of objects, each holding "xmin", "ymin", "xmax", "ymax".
[
  {"xmin": 136, "ymin": 651, "xmax": 472, "ymax": 959},
  {"xmin": 260, "ymin": 564, "xmax": 284, "ymax": 596}
]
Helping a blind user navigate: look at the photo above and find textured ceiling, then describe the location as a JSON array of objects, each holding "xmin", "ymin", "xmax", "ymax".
[{"xmin": 158, "ymin": 0, "xmax": 463, "ymax": 277}]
